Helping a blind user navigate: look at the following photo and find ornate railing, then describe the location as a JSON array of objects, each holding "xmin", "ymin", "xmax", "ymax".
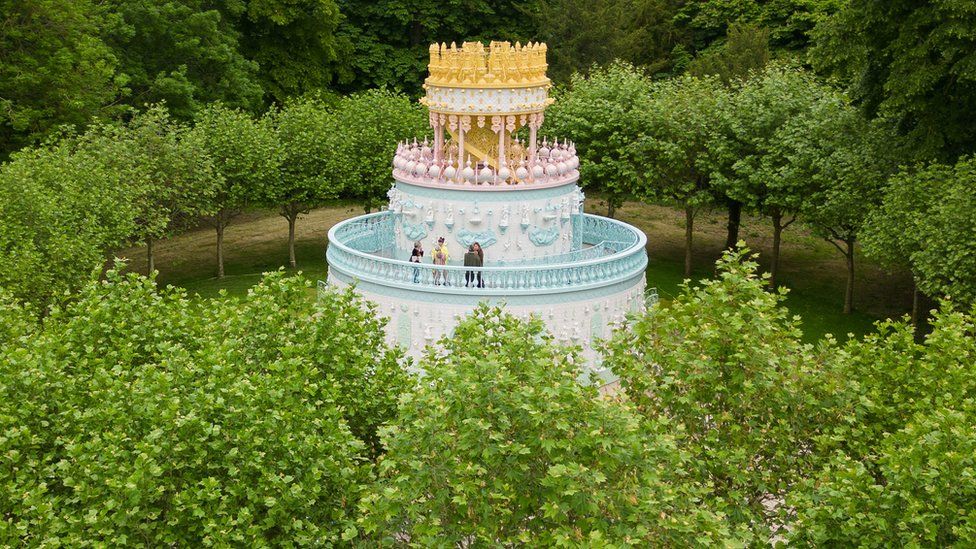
[{"xmin": 327, "ymin": 212, "xmax": 647, "ymax": 293}]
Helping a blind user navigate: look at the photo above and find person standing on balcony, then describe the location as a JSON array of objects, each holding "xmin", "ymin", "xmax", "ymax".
[
  {"xmin": 432, "ymin": 237, "xmax": 450, "ymax": 285},
  {"xmin": 464, "ymin": 244, "xmax": 480, "ymax": 287},
  {"xmin": 473, "ymin": 242, "xmax": 485, "ymax": 288},
  {"xmin": 410, "ymin": 241, "xmax": 424, "ymax": 283}
]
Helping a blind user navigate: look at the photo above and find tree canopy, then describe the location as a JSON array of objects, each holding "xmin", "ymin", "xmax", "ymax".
[
  {"xmin": 811, "ymin": 0, "xmax": 976, "ymax": 160},
  {"xmin": 0, "ymin": 269, "xmax": 409, "ymax": 544},
  {"xmin": 357, "ymin": 304, "xmax": 734, "ymax": 545}
]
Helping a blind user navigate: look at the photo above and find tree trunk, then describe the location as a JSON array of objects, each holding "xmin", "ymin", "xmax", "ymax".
[
  {"xmin": 287, "ymin": 212, "xmax": 297, "ymax": 269},
  {"xmin": 771, "ymin": 211, "xmax": 783, "ymax": 289},
  {"xmin": 216, "ymin": 220, "xmax": 226, "ymax": 279},
  {"xmin": 911, "ymin": 281, "xmax": 920, "ymax": 327},
  {"xmin": 843, "ymin": 239, "xmax": 855, "ymax": 314},
  {"xmin": 684, "ymin": 205, "xmax": 694, "ymax": 278},
  {"xmin": 725, "ymin": 199, "xmax": 742, "ymax": 250},
  {"xmin": 607, "ymin": 200, "xmax": 615, "ymax": 218},
  {"xmin": 146, "ymin": 237, "xmax": 155, "ymax": 275}
]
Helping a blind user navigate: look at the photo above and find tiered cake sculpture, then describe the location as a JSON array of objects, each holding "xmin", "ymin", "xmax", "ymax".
[{"xmin": 326, "ymin": 41, "xmax": 647, "ymax": 381}]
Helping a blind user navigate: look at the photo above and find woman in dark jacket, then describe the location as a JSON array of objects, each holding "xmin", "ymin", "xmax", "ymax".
[{"xmin": 410, "ymin": 241, "xmax": 424, "ymax": 283}]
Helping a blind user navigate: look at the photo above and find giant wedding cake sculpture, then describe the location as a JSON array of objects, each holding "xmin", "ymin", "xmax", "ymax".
[{"xmin": 325, "ymin": 41, "xmax": 647, "ymax": 380}]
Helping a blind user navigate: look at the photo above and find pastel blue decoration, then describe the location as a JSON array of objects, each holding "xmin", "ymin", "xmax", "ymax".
[
  {"xmin": 402, "ymin": 222, "xmax": 428, "ymax": 241},
  {"xmin": 456, "ymin": 229, "xmax": 498, "ymax": 248},
  {"xmin": 444, "ymin": 219, "xmax": 455, "ymax": 231},
  {"xmin": 498, "ymin": 222, "xmax": 509, "ymax": 235},
  {"xmin": 397, "ymin": 312, "xmax": 412, "ymax": 348},
  {"xmin": 590, "ymin": 312, "xmax": 604, "ymax": 341},
  {"xmin": 528, "ymin": 225, "xmax": 560, "ymax": 246},
  {"xmin": 425, "ymin": 218, "xmax": 435, "ymax": 229},
  {"xmin": 326, "ymin": 211, "xmax": 647, "ymax": 296}
]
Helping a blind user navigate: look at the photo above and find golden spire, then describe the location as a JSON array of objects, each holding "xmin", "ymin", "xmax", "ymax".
[{"xmin": 425, "ymin": 41, "xmax": 550, "ymax": 88}]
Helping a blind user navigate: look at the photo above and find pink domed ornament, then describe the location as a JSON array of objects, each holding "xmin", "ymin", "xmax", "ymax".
[
  {"xmin": 427, "ymin": 163, "xmax": 441, "ymax": 179},
  {"xmin": 462, "ymin": 159, "xmax": 476, "ymax": 183},
  {"xmin": 479, "ymin": 164, "xmax": 493, "ymax": 184}
]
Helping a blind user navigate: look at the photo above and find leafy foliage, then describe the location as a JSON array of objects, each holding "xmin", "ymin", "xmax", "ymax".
[
  {"xmin": 603, "ymin": 247, "xmax": 842, "ymax": 538},
  {"xmin": 0, "ymin": 135, "xmax": 140, "ymax": 307},
  {"xmin": 530, "ymin": 0, "xmax": 681, "ymax": 82},
  {"xmin": 0, "ymin": 0, "xmax": 121, "ymax": 156},
  {"xmin": 271, "ymin": 94, "xmax": 341, "ymax": 265},
  {"xmin": 641, "ymin": 74, "xmax": 729, "ymax": 275},
  {"xmin": 104, "ymin": 0, "xmax": 265, "ymax": 119},
  {"xmin": 0, "ymin": 268, "xmax": 408, "ymax": 544},
  {"xmin": 677, "ymin": 0, "xmax": 842, "ymax": 53},
  {"xmin": 235, "ymin": 0, "xmax": 344, "ymax": 102},
  {"xmin": 190, "ymin": 104, "xmax": 283, "ymax": 277},
  {"xmin": 325, "ymin": 90, "xmax": 428, "ymax": 212},
  {"xmin": 93, "ymin": 106, "xmax": 220, "ymax": 272},
  {"xmin": 799, "ymin": 111, "xmax": 897, "ymax": 313},
  {"xmin": 358, "ymin": 305, "xmax": 733, "ymax": 545},
  {"xmin": 788, "ymin": 305, "xmax": 976, "ymax": 545},
  {"xmin": 902, "ymin": 158, "xmax": 976, "ymax": 306},
  {"xmin": 333, "ymin": 0, "xmax": 534, "ymax": 93},
  {"xmin": 688, "ymin": 22, "xmax": 771, "ymax": 85},
  {"xmin": 545, "ymin": 63, "xmax": 654, "ymax": 217},
  {"xmin": 811, "ymin": 0, "xmax": 976, "ymax": 159}
]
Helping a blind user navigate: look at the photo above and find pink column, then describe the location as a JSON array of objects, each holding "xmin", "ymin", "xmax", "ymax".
[
  {"xmin": 458, "ymin": 115, "xmax": 470, "ymax": 174},
  {"xmin": 433, "ymin": 114, "xmax": 444, "ymax": 165},
  {"xmin": 494, "ymin": 115, "xmax": 505, "ymax": 169},
  {"xmin": 528, "ymin": 113, "xmax": 539, "ymax": 182}
]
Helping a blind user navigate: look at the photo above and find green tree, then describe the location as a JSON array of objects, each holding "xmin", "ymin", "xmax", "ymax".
[
  {"xmin": 689, "ymin": 23, "xmax": 772, "ymax": 251},
  {"xmin": 190, "ymin": 104, "xmax": 283, "ymax": 278},
  {"xmin": 676, "ymin": 0, "xmax": 842, "ymax": 54},
  {"xmin": 530, "ymin": 0, "xmax": 681, "ymax": 82},
  {"xmin": 689, "ymin": 22, "xmax": 771, "ymax": 86},
  {"xmin": 0, "ymin": 0, "xmax": 121, "ymax": 156},
  {"xmin": 862, "ymin": 162, "xmax": 943, "ymax": 324},
  {"xmin": 328, "ymin": 90, "xmax": 428, "ymax": 213},
  {"xmin": 235, "ymin": 0, "xmax": 344, "ymax": 102},
  {"xmin": 602, "ymin": 247, "xmax": 842, "ymax": 538},
  {"xmin": 545, "ymin": 62, "xmax": 654, "ymax": 218},
  {"xmin": 104, "ymin": 0, "xmax": 263, "ymax": 120},
  {"xmin": 334, "ymin": 0, "xmax": 535, "ymax": 94},
  {"xmin": 0, "ymin": 268, "xmax": 408, "ymax": 543},
  {"xmin": 799, "ymin": 113, "xmax": 895, "ymax": 314},
  {"xmin": 906, "ymin": 158, "xmax": 976, "ymax": 308},
  {"xmin": 641, "ymin": 74, "xmax": 730, "ymax": 277},
  {"xmin": 270, "ymin": 96, "xmax": 342, "ymax": 267},
  {"xmin": 708, "ymin": 66, "xmax": 832, "ymax": 287},
  {"xmin": 86, "ymin": 106, "xmax": 219, "ymax": 274},
  {"xmin": 811, "ymin": 0, "xmax": 976, "ymax": 159},
  {"xmin": 788, "ymin": 305, "xmax": 976, "ymax": 545},
  {"xmin": 0, "ymin": 136, "xmax": 140, "ymax": 308},
  {"xmin": 357, "ymin": 304, "xmax": 733, "ymax": 545}
]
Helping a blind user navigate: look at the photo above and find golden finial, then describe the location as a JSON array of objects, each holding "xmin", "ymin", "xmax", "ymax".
[{"xmin": 425, "ymin": 40, "xmax": 549, "ymax": 89}]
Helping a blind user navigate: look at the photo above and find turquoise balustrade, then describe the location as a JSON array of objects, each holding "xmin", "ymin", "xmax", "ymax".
[{"xmin": 327, "ymin": 211, "xmax": 647, "ymax": 294}]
